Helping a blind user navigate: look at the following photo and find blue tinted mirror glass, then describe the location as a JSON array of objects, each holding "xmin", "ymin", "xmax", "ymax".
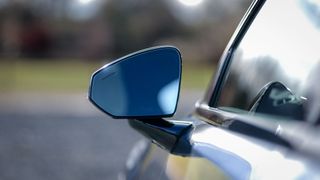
[{"xmin": 89, "ymin": 46, "xmax": 181, "ymax": 118}]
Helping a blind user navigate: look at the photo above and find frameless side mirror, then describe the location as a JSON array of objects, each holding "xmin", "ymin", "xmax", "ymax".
[{"xmin": 88, "ymin": 46, "xmax": 182, "ymax": 119}]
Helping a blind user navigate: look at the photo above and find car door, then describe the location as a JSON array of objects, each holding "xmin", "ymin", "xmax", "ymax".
[
  {"xmin": 192, "ymin": 0, "xmax": 320, "ymax": 179},
  {"xmin": 124, "ymin": 0, "xmax": 320, "ymax": 179}
]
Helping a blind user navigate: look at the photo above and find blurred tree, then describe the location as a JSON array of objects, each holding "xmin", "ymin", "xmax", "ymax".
[
  {"xmin": 103, "ymin": 0, "xmax": 189, "ymax": 58},
  {"xmin": 0, "ymin": 0, "xmax": 252, "ymax": 63}
]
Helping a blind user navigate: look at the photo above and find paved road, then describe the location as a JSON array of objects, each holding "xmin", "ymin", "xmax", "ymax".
[{"xmin": 0, "ymin": 90, "xmax": 203, "ymax": 180}]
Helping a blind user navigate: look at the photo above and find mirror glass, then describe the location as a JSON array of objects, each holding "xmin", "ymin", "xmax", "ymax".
[{"xmin": 89, "ymin": 46, "xmax": 181, "ymax": 118}]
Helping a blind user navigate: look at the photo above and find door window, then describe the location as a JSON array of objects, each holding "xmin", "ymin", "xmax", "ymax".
[{"xmin": 216, "ymin": 0, "xmax": 320, "ymax": 124}]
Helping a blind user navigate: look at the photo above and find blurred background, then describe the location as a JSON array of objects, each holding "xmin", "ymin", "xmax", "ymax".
[{"xmin": 0, "ymin": 0, "xmax": 250, "ymax": 179}]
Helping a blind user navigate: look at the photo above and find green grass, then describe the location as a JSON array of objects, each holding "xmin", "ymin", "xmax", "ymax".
[
  {"xmin": 0, "ymin": 60, "xmax": 215, "ymax": 92},
  {"xmin": 181, "ymin": 63, "xmax": 214, "ymax": 90}
]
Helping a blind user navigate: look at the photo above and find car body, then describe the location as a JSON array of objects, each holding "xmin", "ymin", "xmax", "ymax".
[{"xmin": 89, "ymin": 0, "xmax": 320, "ymax": 179}]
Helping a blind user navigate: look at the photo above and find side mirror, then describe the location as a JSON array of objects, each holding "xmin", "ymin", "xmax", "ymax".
[{"xmin": 88, "ymin": 46, "xmax": 182, "ymax": 119}]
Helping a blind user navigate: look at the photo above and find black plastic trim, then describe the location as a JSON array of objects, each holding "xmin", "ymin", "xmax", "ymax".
[{"xmin": 128, "ymin": 119, "xmax": 193, "ymax": 156}]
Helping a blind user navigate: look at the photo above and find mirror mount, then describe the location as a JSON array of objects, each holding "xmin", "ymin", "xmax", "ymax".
[{"xmin": 128, "ymin": 118, "xmax": 193, "ymax": 156}]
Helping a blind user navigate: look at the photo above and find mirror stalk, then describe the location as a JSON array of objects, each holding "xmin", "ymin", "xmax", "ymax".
[{"xmin": 128, "ymin": 119, "xmax": 193, "ymax": 156}]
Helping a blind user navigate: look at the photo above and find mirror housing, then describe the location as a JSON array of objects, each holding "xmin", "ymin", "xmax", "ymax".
[{"xmin": 88, "ymin": 46, "xmax": 182, "ymax": 119}]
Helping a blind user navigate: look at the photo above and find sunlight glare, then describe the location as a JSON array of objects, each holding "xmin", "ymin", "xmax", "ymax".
[
  {"xmin": 78, "ymin": 0, "xmax": 93, "ymax": 5},
  {"xmin": 178, "ymin": 0, "xmax": 203, "ymax": 6}
]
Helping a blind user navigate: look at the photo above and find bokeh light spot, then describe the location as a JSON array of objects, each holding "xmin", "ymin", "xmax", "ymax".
[{"xmin": 178, "ymin": 0, "xmax": 203, "ymax": 6}]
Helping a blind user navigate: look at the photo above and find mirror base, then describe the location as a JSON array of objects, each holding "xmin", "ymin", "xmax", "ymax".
[{"xmin": 128, "ymin": 119, "xmax": 193, "ymax": 156}]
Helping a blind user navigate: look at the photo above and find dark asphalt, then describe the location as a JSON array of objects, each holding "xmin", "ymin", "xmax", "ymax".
[{"xmin": 0, "ymin": 90, "xmax": 203, "ymax": 180}]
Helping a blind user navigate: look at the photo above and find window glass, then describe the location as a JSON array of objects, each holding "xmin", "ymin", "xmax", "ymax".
[{"xmin": 217, "ymin": 0, "xmax": 320, "ymax": 124}]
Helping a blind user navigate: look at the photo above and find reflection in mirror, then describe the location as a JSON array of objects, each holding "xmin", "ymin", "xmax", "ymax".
[
  {"xmin": 89, "ymin": 46, "xmax": 181, "ymax": 118},
  {"xmin": 249, "ymin": 82, "xmax": 306, "ymax": 120}
]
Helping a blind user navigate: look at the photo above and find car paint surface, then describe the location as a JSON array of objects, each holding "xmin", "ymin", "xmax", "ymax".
[{"xmin": 124, "ymin": 120, "xmax": 319, "ymax": 180}]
